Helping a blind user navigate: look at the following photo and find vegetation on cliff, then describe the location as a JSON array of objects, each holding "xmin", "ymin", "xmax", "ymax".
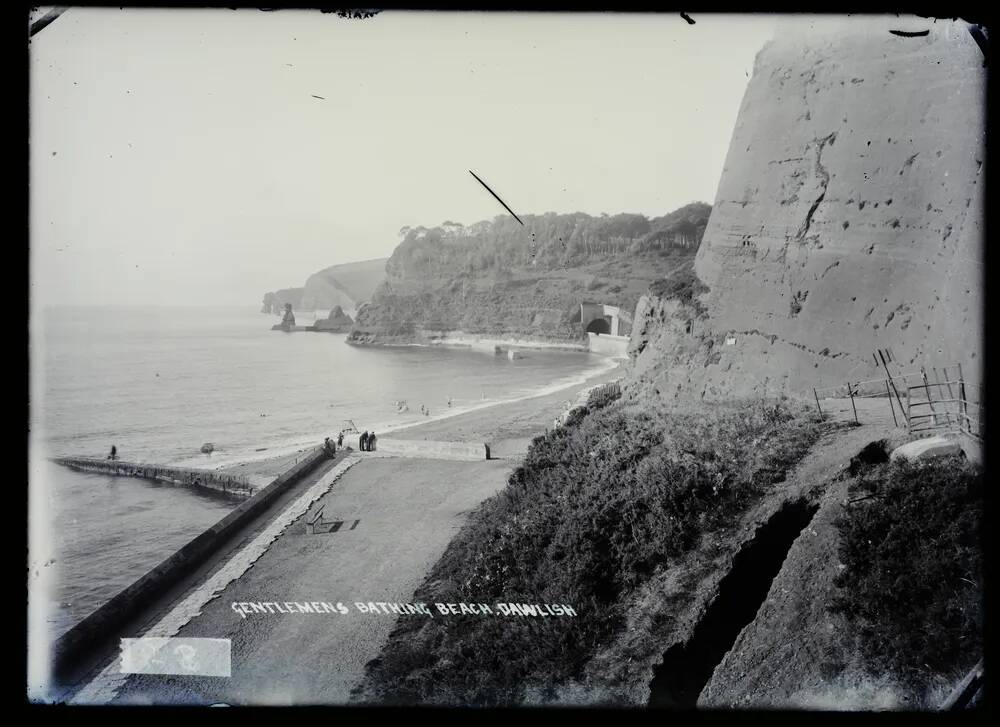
[
  {"xmin": 349, "ymin": 203, "xmax": 711, "ymax": 344},
  {"xmin": 832, "ymin": 453, "xmax": 983, "ymax": 695},
  {"xmin": 356, "ymin": 394, "xmax": 823, "ymax": 705}
]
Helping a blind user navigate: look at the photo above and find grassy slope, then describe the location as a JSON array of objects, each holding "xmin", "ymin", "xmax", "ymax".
[
  {"xmin": 353, "ymin": 391, "xmax": 824, "ymax": 705},
  {"xmin": 831, "ymin": 453, "xmax": 984, "ymax": 701},
  {"xmin": 698, "ymin": 437, "xmax": 983, "ymax": 710}
]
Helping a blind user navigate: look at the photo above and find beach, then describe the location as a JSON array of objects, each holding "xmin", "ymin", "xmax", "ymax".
[
  {"xmin": 66, "ymin": 361, "xmax": 626, "ymax": 705},
  {"xmin": 219, "ymin": 361, "xmax": 626, "ymax": 480}
]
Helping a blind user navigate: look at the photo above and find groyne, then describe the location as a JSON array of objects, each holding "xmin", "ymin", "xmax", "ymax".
[
  {"xmin": 53, "ymin": 457, "xmax": 255, "ymax": 498},
  {"xmin": 52, "ymin": 446, "xmax": 332, "ymax": 681}
]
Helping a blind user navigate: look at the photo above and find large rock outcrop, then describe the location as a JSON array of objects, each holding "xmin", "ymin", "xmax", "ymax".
[
  {"xmin": 310, "ymin": 305, "xmax": 354, "ymax": 333},
  {"xmin": 627, "ymin": 17, "xmax": 985, "ymax": 403},
  {"xmin": 347, "ymin": 206, "xmax": 710, "ymax": 346}
]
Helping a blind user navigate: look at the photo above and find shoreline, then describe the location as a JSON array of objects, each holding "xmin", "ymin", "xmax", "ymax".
[
  {"xmin": 347, "ymin": 331, "xmax": 592, "ymax": 353},
  {"xmin": 218, "ymin": 359, "xmax": 626, "ymax": 480}
]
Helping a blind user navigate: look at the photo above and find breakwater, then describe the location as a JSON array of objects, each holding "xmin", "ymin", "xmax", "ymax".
[
  {"xmin": 53, "ymin": 457, "xmax": 255, "ymax": 499},
  {"xmin": 52, "ymin": 446, "xmax": 332, "ymax": 681}
]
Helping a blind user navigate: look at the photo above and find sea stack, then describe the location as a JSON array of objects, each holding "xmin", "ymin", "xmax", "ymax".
[
  {"xmin": 271, "ymin": 303, "xmax": 297, "ymax": 332},
  {"xmin": 311, "ymin": 305, "xmax": 355, "ymax": 332}
]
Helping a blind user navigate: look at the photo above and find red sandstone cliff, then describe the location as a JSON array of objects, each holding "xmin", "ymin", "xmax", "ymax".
[{"xmin": 627, "ymin": 17, "xmax": 985, "ymax": 402}]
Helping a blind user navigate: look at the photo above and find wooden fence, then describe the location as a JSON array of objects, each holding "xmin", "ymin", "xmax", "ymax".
[{"xmin": 811, "ymin": 362, "xmax": 981, "ymax": 438}]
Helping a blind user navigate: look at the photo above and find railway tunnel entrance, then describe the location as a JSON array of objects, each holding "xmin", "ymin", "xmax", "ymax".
[{"xmin": 585, "ymin": 317, "xmax": 612, "ymax": 335}]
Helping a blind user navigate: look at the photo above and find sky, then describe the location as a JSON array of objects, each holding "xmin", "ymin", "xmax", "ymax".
[{"xmin": 30, "ymin": 9, "xmax": 785, "ymax": 307}]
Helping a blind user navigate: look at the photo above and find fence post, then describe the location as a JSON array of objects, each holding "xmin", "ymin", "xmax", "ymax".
[
  {"xmin": 921, "ymin": 368, "xmax": 938, "ymax": 426},
  {"xmin": 878, "ymin": 350, "xmax": 907, "ymax": 425},
  {"xmin": 956, "ymin": 362, "xmax": 969, "ymax": 426},
  {"xmin": 886, "ymin": 379, "xmax": 899, "ymax": 427},
  {"xmin": 932, "ymin": 367, "xmax": 956, "ymax": 428},
  {"xmin": 906, "ymin": 384, "xmax": 912, "ymax": 432},
  {"xmin": 848, "ymin": 382, "xmax": 858, "ymax": 424},
  {"xmin": 813, "ymin": 387, "xmax": 823, "ymax": 417}
]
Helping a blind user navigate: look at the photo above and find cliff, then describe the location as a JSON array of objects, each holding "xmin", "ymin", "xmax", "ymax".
[
  {"xmin": 625, "ymin": 18, "xmax": 985, "ymax": 404},
  {"xmin": 261, "ymin": 287, "xmax": 304, "ymax": 315},
  {"xmin": 347, "ymin": 205, "xmax": 710, "ymax": 346},
  {"xmin": 262, "ymin": 258, "xmax": 387, "ymax": 315}
]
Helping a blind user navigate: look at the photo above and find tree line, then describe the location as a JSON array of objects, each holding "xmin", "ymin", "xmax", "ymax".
[{"xmin": 392, "ymin": 202, "xmax": 711, "ymax": 276}]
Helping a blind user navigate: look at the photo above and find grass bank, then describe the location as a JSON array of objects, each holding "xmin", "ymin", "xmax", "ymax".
[
  {"xmin": 355, "ymin": 390, "xmax": 824, "ymax": 705},
  {"xmin": 832, "ymin": 451, "xmax": 983, "ymax": 702}
]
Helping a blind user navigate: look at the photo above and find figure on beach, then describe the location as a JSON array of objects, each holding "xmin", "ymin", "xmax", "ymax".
[
  {"xmin": 324, "ymin": 437, "xmax": 337, "ymax": 457},
  {"xmin": 369, "ymin": 432, "xmax": 377, "ymax": 451},
  {"xmin": 447, "ymin": 397, "xmax": 452, "ymax": 408},
  {"xmin": 360, "ymin": 431, "xmax": 369, "ymax": 451},
  {"xmin": 107, "ymin": 444, "xmax": 117, "ymax": 461},
  {"xmin": 337, "ymin": 431, "xmax": 344, "ymax": 448}
]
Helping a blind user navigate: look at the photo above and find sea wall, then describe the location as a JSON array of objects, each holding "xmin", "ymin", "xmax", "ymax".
[
  {"xmin": 627, "ymin": 18, "xmax": 985, "ymax": 403},
  {"xmin": 52, "ymin": 446, "xmax": 331, "ymax": 680},
  {"xmin": 587, "ymin": 333, "xmax": 630, "ymax": 358},
  {"xmin": 359, "ymin": 437, "xmax": 488, "ymax": 462}
]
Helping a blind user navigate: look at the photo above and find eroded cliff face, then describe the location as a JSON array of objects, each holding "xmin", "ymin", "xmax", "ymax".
[
  {"xmin": 299, "ymin": 258, "xmax": 388, "ymax": 313},
  {"xmin": 262, "ymin": 258, "xmax": 387, "ymax": 316},
  {"xmin": 627, "ymin": 18, "xmax": 985, "ymax": 402},
  {"xmin": 347, "ymin": 207, "xmax": 710, "ymax": 346},
  {"xmin": 261, "ymin": 288, "xmax": 304, "ymax": 315}
]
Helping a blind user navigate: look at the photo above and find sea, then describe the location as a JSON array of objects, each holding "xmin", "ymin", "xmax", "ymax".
[{"xmin": 29, "ymin": 306, "xmax": 614, "ymax": 638}]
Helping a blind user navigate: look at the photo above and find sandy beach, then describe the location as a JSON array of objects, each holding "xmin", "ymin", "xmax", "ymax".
[{"xmin": 220, "ymin": 361, "xmax": 625, "ymax": 480}]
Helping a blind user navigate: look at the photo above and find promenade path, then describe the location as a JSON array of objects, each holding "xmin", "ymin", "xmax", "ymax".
[{"xmin": 76, "ymin": 456, "xmax": 512, "ymax": 705}]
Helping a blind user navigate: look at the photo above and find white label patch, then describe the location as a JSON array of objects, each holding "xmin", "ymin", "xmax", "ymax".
[{"xmin": 120, "ymin": 637, "xmax": 231, "ymax": 677}]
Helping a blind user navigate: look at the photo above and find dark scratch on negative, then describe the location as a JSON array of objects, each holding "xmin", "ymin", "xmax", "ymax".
[
  {"xmin": 311, "ymin": 95, "xmax": 326, "ymax": 100},
  {"xmin": 469, "ymin": 170, "xmax": 524, "ymax": 227},
  {"xmin": 888, "ymin": 29, "xmax": 930, "ymax": 37},
  {"xmin": 680, "ymin": 13, "xmax": 695, "ymax": 25}
]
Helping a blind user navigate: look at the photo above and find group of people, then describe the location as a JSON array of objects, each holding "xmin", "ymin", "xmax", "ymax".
[
  {"xmin": 394, "ymin": 397, "xmax": 453, "ymax": 417},
  {"xmin": 359, "ymin": 430, "xmax": 377, "ymax": 452}
]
